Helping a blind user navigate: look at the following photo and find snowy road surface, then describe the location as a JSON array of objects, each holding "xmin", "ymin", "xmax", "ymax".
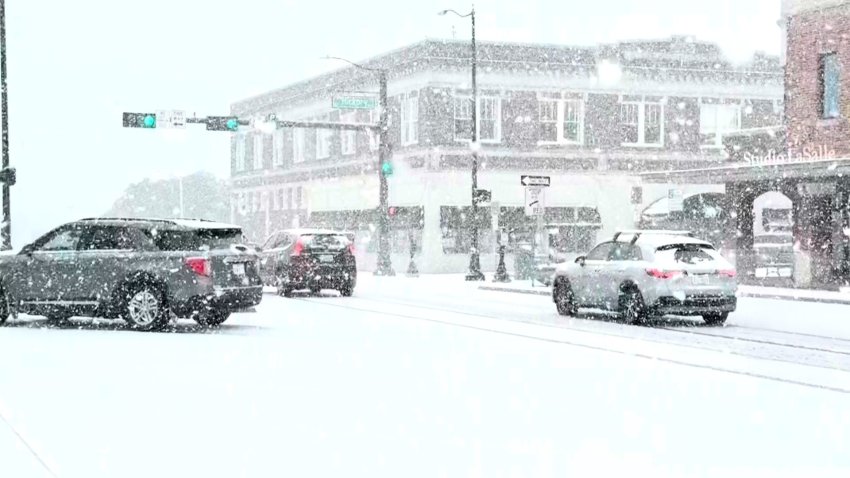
[{"xmin": 1, "ymin": 275, "xmax": 849, "ymax": 477}]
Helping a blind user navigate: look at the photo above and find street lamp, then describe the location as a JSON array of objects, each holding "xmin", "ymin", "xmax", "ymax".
[
  {"xmin": 439, "ymin": 7, "xmax": 485, "ymax": 281},
  {"xmin": 0, "ymin": 0, "xmax": 12, "ymax": 250},
  {"xmin": 323, "ymin": 56, "xmax": 395, "ymax": 276}
]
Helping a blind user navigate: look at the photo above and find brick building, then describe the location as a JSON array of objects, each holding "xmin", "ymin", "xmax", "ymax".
[
  {"xmin": 230, "ymin": 36, "xmax": 782, "ymax": 274},
  {"xmin": 643, "ymin": 0, "xmax": 850, "ymax": 289}
]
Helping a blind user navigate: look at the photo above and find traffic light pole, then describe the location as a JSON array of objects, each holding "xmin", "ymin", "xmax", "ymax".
[
  {"xmin": 0, "ymin": 0, "xmax": 11, "ymax": 250},
  {"xmin": 375, "ymin": 71, "xmax": 395, "ymax": 276}
]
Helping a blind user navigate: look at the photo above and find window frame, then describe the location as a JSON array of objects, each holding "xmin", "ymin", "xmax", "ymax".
[
  {"xmin": 340, "ymin": 111, "xmax": 357, "ymax": 155},
  {"xmin": 400, "ymin": 91, "xmax": 419, "ymax": 146},
  {"xmin": 293, "ymin": 128, "xmax": 306, "ymax": 163},
  {"xmin": 453, "ymin": 94, "xmax": 502, "ymax": 143},
  {"xmin": 234, "ymin": 135, "xmax": 247, "ymax": 172},
  {"xmin": 537, "ymin": 93, "xmax": 585, "ymax": 145},
  {"xmin": 272, "ymin": 129, "xmax": 285, "ymax": 167},
  {"xmin": 820, "ymin": 52, "xmax": 841, "ymax": 119},
  {"xmin": 253, "ymin": 134, "xmax": 264, "ymax": 169},
  {"xmin": 316, "ymin": 121, "xmax": 332, "ymax": 160},
  {"xmin": 619, "ymin": 95, "xmax": 665, "ymax": 147},
  {"xmin": 699, "ymin": 99, "xmax": 742, "ymax": 149}
]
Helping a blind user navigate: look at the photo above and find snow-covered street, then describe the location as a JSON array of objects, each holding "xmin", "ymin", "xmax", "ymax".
[{"xmin": 2, "ymin": 275, "xmax": 850, "ymax": 477}]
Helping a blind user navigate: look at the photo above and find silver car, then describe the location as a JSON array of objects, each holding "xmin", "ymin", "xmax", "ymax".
[{"xmin": 552, "ymin": 231, "xmax": 737, "ymax": 325}]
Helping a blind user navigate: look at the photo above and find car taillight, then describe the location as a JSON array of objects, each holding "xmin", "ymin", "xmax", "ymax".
[
  {"xmin": 646, "ymin": 268, "xmax": 683, "ymax": 279},
  {"xmin": 348, "ymin": 243, "xmax": 355, "ymax": 254},
  {"xmin": 718, "ymin": 269, "xmax": 737, "ymax": 278},
  {"xmin": 185, "ymin": 257, "xmax": 211, "ymax": 277},
  {"xmin": 292, "ymin": 239, "xmax": 304, "ymax": 256}
]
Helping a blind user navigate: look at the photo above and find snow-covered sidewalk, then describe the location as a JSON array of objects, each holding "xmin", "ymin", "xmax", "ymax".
[{"xmin": 479, "ymin": 279, "xmax": 850, "ymax": 305}]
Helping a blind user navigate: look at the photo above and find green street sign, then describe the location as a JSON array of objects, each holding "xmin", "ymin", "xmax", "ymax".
[{"xmin": 332, "ymin": 96, "xmax": 378, "ymax": 110}]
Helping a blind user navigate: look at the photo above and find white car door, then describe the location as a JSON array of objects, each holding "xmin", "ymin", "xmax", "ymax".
[{"xmin": 573, "ymin": 242, "xmax": 615, "ymax": 306}]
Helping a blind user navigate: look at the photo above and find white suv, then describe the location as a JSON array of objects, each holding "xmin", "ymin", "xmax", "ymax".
[{"xmin": 552, "ymin": 231, "xmax": 737, "ymax": 325}]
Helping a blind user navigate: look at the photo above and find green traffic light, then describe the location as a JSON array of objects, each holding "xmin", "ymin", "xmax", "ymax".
[
  {"xmin": 381, "ymin": 161, "xmax": 393, "ymax": 176},
  {"xmin": 142, "ymin": 114, "xmax": 156, "ymax": 128},
  {"xmin": 226, "ymin": 119, "xmax": 239, "ymax": 131}
]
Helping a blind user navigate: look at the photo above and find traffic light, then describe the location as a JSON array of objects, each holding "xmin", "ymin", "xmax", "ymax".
[
  {"xmin": 381, "ymin": 159, "xmax": 393, "ymax": 177},
  {"xmin": 207, "ymin": 116, "xmax": 240, "ymax": 132},
  {"xmin": 122, "ymin": 112, "xmax": 156, "ymax": 128}
]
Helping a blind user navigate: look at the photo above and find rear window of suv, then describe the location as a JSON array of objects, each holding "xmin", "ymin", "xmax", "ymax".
[
  {"xmin": 300, "ymin": 234, "xmax": 350, "ymax": 250},
  {"xmin": 145, "ymin": 227, "xmax": 244, "ymax": 251},
  {"xmin": 655, "ymin": 243, "xmax": 721, "ymax": 265}
]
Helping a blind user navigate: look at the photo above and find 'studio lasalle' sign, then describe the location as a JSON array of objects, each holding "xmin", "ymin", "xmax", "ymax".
[{"xmin": 743, "ymin": 145, "xmax": 838, "ymax": 165}]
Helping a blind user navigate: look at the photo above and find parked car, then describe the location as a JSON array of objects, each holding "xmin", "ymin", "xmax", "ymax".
[
  {"xmin": 257, "ymin": 229, "xmax": 357, "ymax": 297},
  {"xmin": 0, "ymin": 218, "xmax": 263, "ymax": 331},
  {"xmin": 552, "ymin": 230, "xmax": 737, "ymax": 325},
  {"xmin": 751, "ymin": 233, "xmax": 795, "ymax": 284}
]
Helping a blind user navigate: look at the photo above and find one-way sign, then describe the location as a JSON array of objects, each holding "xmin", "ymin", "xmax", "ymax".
[{"xmin": 521, "ymin": 175, "xmax": 550, "ymax": 187}]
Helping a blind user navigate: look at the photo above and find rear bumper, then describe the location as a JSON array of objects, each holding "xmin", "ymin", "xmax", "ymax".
[
  {"xmin": 652, "ymin": 295, "xmax": 737, "ymax": 316},
  {"xmin": 284, "ymin": 266, "xmax": 356, "ymax": 289},
  {"xmin": 172, "ymin": 286, "xmax": 263, "ymax": 317}
]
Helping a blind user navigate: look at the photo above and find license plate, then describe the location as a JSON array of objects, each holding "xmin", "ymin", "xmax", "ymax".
[
  {"xmin": 692, "ymin": 275, "xmax": 710, "ymax": 285},
  {"xmin": 319, "ymin": 255, "xmax": 334, "ymax": 263},
  {"xmin": 232, "ymin": 263, "xmax": 246, "ymax": 275}
]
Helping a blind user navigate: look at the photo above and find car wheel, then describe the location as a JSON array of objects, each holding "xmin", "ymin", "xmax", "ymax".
[
  {"xmin": 703, "ymin": 312, "xmax": 729, "ymax": 326},
  {"xmin": 195, "ymin": 309, "xmax": 231, "ymax": 327},
  {"xmin": 339, "ymin": 279, "xmax": 354, "ymax": 297},
  {"xmin": 122, "ymin": 282, "xmax": 168, "ymax": 331},
  {"xmin": 553, "ymin": 280, "xmax": 577, "ymax": 316},
  {"xmin": 620, "ymin": 287, "xmax": 648, "ymax": 325}
]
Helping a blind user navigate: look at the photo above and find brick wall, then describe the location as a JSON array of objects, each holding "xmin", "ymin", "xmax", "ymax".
[{"xmin": 786, "ymin": 3, "xmax": 850, "ymax": 156}]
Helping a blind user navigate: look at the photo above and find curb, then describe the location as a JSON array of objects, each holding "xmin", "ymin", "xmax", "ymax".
[{"xmin": 480, "ymin": 285, "xmax": 850, "ymax": 306}]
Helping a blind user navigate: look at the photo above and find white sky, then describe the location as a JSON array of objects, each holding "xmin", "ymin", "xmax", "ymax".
[{"xmin": 6, "ymin": 0, "xmax": 780, "ymax": 245}]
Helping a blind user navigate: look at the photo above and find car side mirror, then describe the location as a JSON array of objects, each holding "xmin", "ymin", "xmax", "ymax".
[{"xmin": 575, "ymin": 256, "xmax": 586, "ymax": 266}]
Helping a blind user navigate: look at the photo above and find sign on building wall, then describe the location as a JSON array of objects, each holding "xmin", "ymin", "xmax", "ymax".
[{"xmin": 668, "ymin": 188, "xmax": 684, "ymax": 212}]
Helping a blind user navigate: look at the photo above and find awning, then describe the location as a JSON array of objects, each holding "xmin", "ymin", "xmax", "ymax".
[{"xmin": 639, "ymin": 158, "xmax": 850, "ymax": 184}]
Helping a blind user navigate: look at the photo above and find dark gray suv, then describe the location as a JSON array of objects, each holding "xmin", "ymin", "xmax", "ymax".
[{"xmin": 0, "ymin": 218, "xmax": 263, "ymax": 331}]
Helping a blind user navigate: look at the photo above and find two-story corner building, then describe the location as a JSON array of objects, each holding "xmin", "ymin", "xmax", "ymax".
[
  {"xmin": 643, "ymin": 0, "xmax": 850, "ymax": 290},
  {"xmin": 229, "ymin": 36, "xmax": 783, "ymax": 274}
]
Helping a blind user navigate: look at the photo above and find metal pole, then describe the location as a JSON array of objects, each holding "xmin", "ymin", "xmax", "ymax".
[
  {"xmin": 465, "ymin": 6, "xmax": 484, "ymax": 281},
  {"xmin": 0, "ymin": 0, "xmax": 11, "ymax": 250},
  {"xmin": 375, "ymin": 70, "xmax": 395, "ymax": 276},
  {"xmin": 178, "ymin": 177, "xmax": 185, "ymax": 218}
]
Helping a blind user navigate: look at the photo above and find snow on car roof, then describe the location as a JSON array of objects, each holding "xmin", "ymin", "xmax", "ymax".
[{"xmin": 167, "ymin": 219, "xmax": 241, "ymax": 230}]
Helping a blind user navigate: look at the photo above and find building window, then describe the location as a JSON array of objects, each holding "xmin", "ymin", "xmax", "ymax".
[
  {"xmin": 341, "ymin": 111, "xmax": 357, "ymax": 155},
  {"xmin": 272, "ymin": 188, "xmax": 282, "ymax": 211},
  {"xmin": 260, "ymin": 191, "xmax": 269, "ymax": 212},
  {"xmin": 272, "ymin": 130, "xmax": 285, "ymax": 167},
  {"xmin": 454, "ymin": 95, "xmax": 501, "ymax": 143},
  {"xmin": 699, "ymin": 101, "xmax": 741, "ymax": 148},
  {"xmin": 252, "ymin": 135, "xmax": 264, "ymax": 169},
  {"xmin": 821, "ymin": 53, "xmax": 841, "ymax": 119},
  {"xmin": 234, "ymin": 136, "xmax": 246, "ymax": 172},
  {"xmin": 316, "ymin": 122, "xmax": 332, "ymax": 159},
  {"xmin": 538, "ymin": 94, "xmax": 584, "ymax": 144},
  {"xmin": 620, "ymin": 96, "xmax": 664, "ymax": 147},
  {"xmin": 440, "ymin": 206, "xmax": 493, "ymax": 254},
  {"xmin": 400, "ymin": 92, "xmax": 419, "ymax": 145},
  {"xmin": 293, "ymin": 129, "xmax": 305, "ymax": 163},
  {"xmin": 368, "ymin": 110, "xmax": 380, "ymax": 151},
  {"xmin": 238, "ymin": 193, "xmax": 248, "ymax": 215}
]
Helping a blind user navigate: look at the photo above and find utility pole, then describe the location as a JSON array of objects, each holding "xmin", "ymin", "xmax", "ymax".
[
  {"xmin": 0, "ymin": 0, "xmax": 11, "ymax": 250},
  {"xmin": 375, "ymin": 70, "xmax": 395, "ymax": 276},
  {"xmin": 439, "ymin": 6, "xmax": 484, "ymax": 281}
]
